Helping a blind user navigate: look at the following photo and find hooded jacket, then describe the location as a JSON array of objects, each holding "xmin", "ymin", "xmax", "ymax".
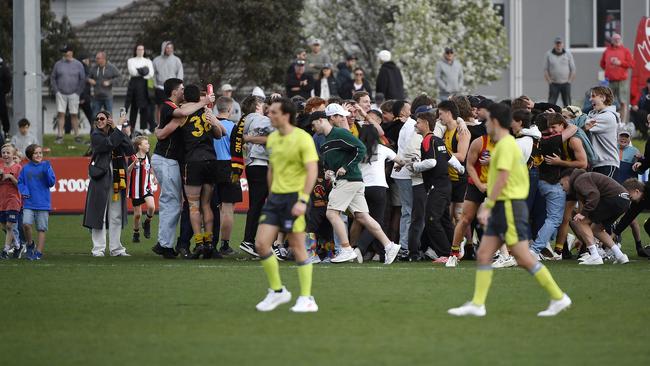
[
  {"xmin": 89, "ymin": 61, "xmax": 120, "ymax": 99},
  {"xmin": 376, "ymin": 61, "xmax": 405, "ymax": 100},
  {"xmin": 599, "ymin": 44, "xmax": 634, "ymax": 82},
  {"xmin": 152, "ymin": 41, "xmax": 184, "ymax": 89},
  {"xmin": 567, "ymin": 168, "xmax": 627, "ymax": 217},
  {"xmin": 586, "ymin": 105, "xmax": 619, "ymax": 168},
  {"xmin": 435, "ymin": 58, "xmax": 464, "ymax": 94}
]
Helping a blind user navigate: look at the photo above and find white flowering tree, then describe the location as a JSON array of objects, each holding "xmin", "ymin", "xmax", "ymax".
[{"xmin": 391, "ymin": 0, "xmax": 508, "ymax": 97}]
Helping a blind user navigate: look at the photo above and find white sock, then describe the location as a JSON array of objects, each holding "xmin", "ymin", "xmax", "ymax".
[
  {"xmin": 588, "ymin": 245, "xmax": 601, "ymax": 258},
  {"xmin": 610, "ymin": 244, "xmax": 625, "ymax": 259}
]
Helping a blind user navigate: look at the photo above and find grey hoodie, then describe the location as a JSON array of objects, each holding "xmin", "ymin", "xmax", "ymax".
[
  {"xmin": 153, "ymin": 41, "xmax": 184, "ymax": 89},
  {"xmin": 435, "ymin": 58, "xmax": 464, "ymax": 94},
  {"xmin": 587, "ymin": 105, "xmax": 619, "ymax": 168},
  {"xmin": 89, "ymin": 61, "xmax": 120, "ymax": 99},
  {"xmin": 243, "ymin": 113, "xmax": 275, "ymax": 165}
]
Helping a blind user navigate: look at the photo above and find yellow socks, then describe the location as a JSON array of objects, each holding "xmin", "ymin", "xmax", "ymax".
[
  {"xmin": 193, "ymin": 233, "xmax": 204, "ymax": 245},
  {"xmin": 531, "ymin": 263, "xmax": 564, "ymax": 300},
  {"xmin": 471, "ymin": 265, "xmax": 494, "ymax": 306},
  {"xmin": 260, "ymin": 254, "xmax": 282, "ymax": 291},
  {"xmin": 203, "ymin": 232, "xmax": 213, "ymax": 245},
  {"xmin": 297, "ymin": 262, "xmax": 313, "ymax": 297}
]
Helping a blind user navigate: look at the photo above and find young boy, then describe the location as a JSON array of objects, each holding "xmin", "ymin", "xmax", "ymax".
[
  {"xmin": 17, "ymin": 144, "xmax": 56, "ymax": 260},
  {"xmin": 617, "ymin": 129, "xmax": 640, "ymax": 183},
  {"xmin": 128, "ymin": 136, "xmax": 156, "ymax": 243},
  {"xmin": 10, "ymin": 119, "xmax": 39, "ymax": 159},
  {"xmin": 0, "ymin": 144, "xmax": 22, "ymax": 259}
]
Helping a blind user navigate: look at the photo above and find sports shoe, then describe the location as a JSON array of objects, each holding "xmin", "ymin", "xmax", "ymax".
[
  {"xmin": 13, "ymin": 243, "xmax": 25, "ymax": 259},
  {"xmin": 0, "ymin": 250, "xmax": 10, "ymax": 259},
  {"xmin": 445, "ymin": 255, "xmax": 458, "ymax": 268},
  {"xmin": 290, "ymin": 296, "xmax": 319, "ymax": 313},
  {"xmin": 219, "ymin": 242, "xmax": 235, "ymax": 256},
  {"xmin": 540, "ymin": 247, "xmax": 562, "ymax": 261},
  {"xmin": 578, "ymin": 252, "xmax": 590, "ymax": 262},
  {"xmin": 143, "ymin": 220, "xmax": 151, "ymax": 239},
  {"xmin": 132, "ymin": 231, "xmax": 140, "ymax": 243},
  {"xmin": 579, "ymin": 254, "xmax": 603, "ymax": 265},
  {"xmin": 537, "ymin": 293, "xmax": 571, "ymax": 317},
  {"xmin": 256, "ymin": 286, "xmax": 292, "ymax": 312},
  {"xmin": 424, "ymin": 247, "xmax": 438, "ymax": 260},
  {"xmin": 397, "ymin": 248, "xmax": 410, "ymax": 261},
  {"xmin": 273, "ymin": 244, "xmax": 287, "ymax": 261},
  {"xmin": 190, "ymin": 244, "xmax": 206, "ymax": 259},
  {"xmin": 353, "ymin": 248, "xmax": 363, "ymax": 264},
  {"xmin": 239, "ymin": 241, "xmax": 258, "ymax": 257},
  {"xmin": 567, "ymin": 233, "xmax": 577, "ymax": 252},
  {"xmin": 448, "ymin": 302, "xmax": 486, "ymax": 317},
  {"xmin": 112, "ymin": 252, "xmax": 131, "ymax": 257},
  {"xmin": 433, "ymin": 256, "xmax": 449, "ymax": 264},
  {"xmin": 371, "ymin": 254, "xmax": 380, "ymax": 262},
  {"xmin": 28, "ymin": 251, "xmax": 42, "ymax": 260},
  {"xmin": 91, "ymin": 252, "xmax": 105, "ymax": 257},
  {"xmin": 151, "ymin": 243, "xmax": 164, "ymax": 256},
  {"xmin": 177, "ymin": 246, "xmax": 191, "ymax": 259},
  {"xmin": 613, "ymin": 253, "xmax": 630, "ymax": 264},
  {"xmin": 26, "ymin": 242, "xmax": 35, "ymax": 259},
  {"xmin": 458, "ymin": 238, "xmax": 466, "ymax": 260},
  {"xmin": 384, "ymin": 242, "xmax": 401, "ymax": 264},
  {"xmin": 309, "ymin": 254, "xmax": 321, "ymax": 264},
  {"xmin": 161, "ymin": 247, "xmax": 178, "ymax": 259},
  {"xmin": 54, "ymin": 136, "xmax": 64, "ymax": 144},
  {"xmin": 74, "ymin": 136, "xmax": 83, "ymax": 143},
  {"xmin": 331, "ymin": 247, "xmax": 358, "ymax": 263}
]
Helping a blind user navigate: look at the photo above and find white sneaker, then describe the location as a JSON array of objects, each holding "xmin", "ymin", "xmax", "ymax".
[
  {"xmin": 537, "ymin": 293, "xmax": 572, "ymax": 317},
  {"xmin": 578, "ymin": 252, "xmax": 590, "ymax": 262},
  {"xmin": 353, "ymin": 248, "xmax": 363, "ymax": 264},
  {"xmin": 112, "ymin": 252, "xmax": 131, "ymax": 257},
  {"xmin": 613, "ymin": 253, "xmax": 630, "ymax": 264},
  {"xmin": 501, "ymin": 256, "xmax": 517, "ymax": 268},
  {"xmin": 567, "ymin": 233, "xmax": 577, "ymax": 251},
  {"xmin": 529, "ymin": 248, "xmax": 541, "ymax": 261},
  {"xmin": 448, "ymin": 302, "xmax": 486, "ymax": 317},
  {"xmin": 384, "ymin": 242, "xmax": 401, "ymax": 264},
  {"xmin": 579, "ymin": 254, "xmax": 604, "ymax": 265},
  {"xmin": 424, "ymin": 247, "xmax": 438, "ymax": 260},
  {"xmin": 331, "ymin": 247, "xmax": 357, "ymax": 263},
  {"xmin": 256, "ymin": 286, "xmax": 292, "ymax": 312},
  {"xmin": 371, "ymin": 254, "xmax": 380, "ymax": 262},
  {"xmin": 445, "ymin": 255, "xmax": 458, "ymax": 268},
  {"xmin": 309, "ymin": 255, "xmax": 321, "ymax": 264},
  {"xmin": 92, "ymin": 252, "xmax": 105, "ymax": 257},
  {"xmin": 290, "ymin": 296, "xmax": 319, "ymax": 313},
  {"xmin": 459, "ymin": 238, "xmax": 466, "ymax": 260}
]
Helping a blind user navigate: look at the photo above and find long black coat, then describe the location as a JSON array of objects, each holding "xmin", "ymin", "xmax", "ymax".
[
  {"xmin": 125, "ymin": 76, "xmax": 149, "ymax": 111},
  {"xmin": 82, "ymin": 127, "xmax": 135, "ymax": 230},
  {"xmin": 376, "ymin": 61, "xmax": 405, "ymax": 100}
]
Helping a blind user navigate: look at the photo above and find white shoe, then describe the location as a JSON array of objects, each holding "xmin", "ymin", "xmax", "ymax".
[
  {"xmin": 256, "ymin": 286, "xmax": 291, "ymax": 312},
  {"xmin": 309, "ymin": 255, "xmax": 321, "ymax": 264},
  {"xmin": 424, "ymin": 247, "xmax": 438, "ymax": 260},
  {"xmin": 331, "ymin": 247, "xmax": 357, "ymax": 263},
  {"xmin": 501, "ymin": 256, "xmax": 517, "ymax": 268},
  {"xmin": 384, "ymin": 242, "xmax": 401, "ymax": 264},
  {"xmin": 448, "ymin": 302, "xmax": 486, "ymax": 317},
  {"xmin": 537, "ymin": 293, "xmax": 572, "ymax": 317},
  {"xmin": 353, "ymin": 248, "xmax": 363, "ymax": 264},
  {"xmin": 445, "ymin": 255, "xmax": 458, "ymax": 268},
  {"xmin": 567, "ymin": 233, "xmax": 577, "ymax": 251},
  {"xmin": 529, "ymin": 248, "xmax": 540, "ymax": 260},
  {"xmin": 112, "ymin": 252, "xmax": 131, "ymax": 257},
  {"xmin": 371, "ymin": 254, "xmax": 380, "ymax": 262},
  {"xmin": 578, "ymin": 252, "xmax": 590, "ymax": 262},
  {"xmin": 613, "ymin": 253, "xmax": 630, "ymax": 264},
  {"xmin": 92, "ymin": 252, "xmax": 105, "ymax": 257},
  {"xmin": 579, "ymin": 254, "xmax": 604, "ymax": 265},
  {"xmin": 459, "ymin": 238, "xmax": 466, "ymax": 260},
  {"xmin": 290, "ymin": 296, "xmax": 319, "ymax": 313}
]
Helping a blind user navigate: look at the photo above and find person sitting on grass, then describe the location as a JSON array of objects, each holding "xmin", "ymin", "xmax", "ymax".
[
  {"xmin": 128, "ymin": 136, "xmax": 156, "ymax": 243},
  {"xmin": 17, "ymin": 144, "xmax": 56, "ymax": 260},
  {"xmin": 0, "ymin": 143, "xmax": 22, "ymax": 259}
]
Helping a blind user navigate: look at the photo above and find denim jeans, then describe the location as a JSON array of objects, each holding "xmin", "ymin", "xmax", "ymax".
[
  {"xmin": 531, "ymin": 180, "xmax": 566, "ymax": 253},
  {"xmin": 92, "ymin": 98, "xmax": 113, "ymax": 118},
  {"xmin": 151, "ymin": 154, "xmax": 182, "ymax": 248},
  {"xmin": 394, "ymin": 178, "xmax": 413, "ymax": 250}
]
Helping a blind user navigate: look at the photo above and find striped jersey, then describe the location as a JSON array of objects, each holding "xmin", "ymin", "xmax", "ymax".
[{"xmin": 128, "ymin": 155, "xmax": 153, "ymax": 199}]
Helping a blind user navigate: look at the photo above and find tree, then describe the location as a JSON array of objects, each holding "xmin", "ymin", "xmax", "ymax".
[
  {"xmin": 391, "ymin": 0, "xmax": 508, "ymax": 97},
  {"xmin": 139, "ymin": 0, "xmax": 303, "ymax": 89}
]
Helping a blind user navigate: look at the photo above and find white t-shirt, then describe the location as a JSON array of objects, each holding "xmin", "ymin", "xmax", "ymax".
[
  {"xmin": 390, "ymin": 118, "xmax": 416, "ymax": 180},
  {"xmin": 516, "ymin": 135, "xmax": 534, "ymax": 162},
  {"xmin": 361, "ymin": 144, "xmax": 396, "ymax": 188},
  {"xmin": 320, "ymin": 78, "xmax": 330, "ymax": 99}
]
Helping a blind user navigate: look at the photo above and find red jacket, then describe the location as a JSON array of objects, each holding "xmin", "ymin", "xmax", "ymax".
[{"xmin": 600, "ymin": 45, "xmax": 634, "ymax": 81}]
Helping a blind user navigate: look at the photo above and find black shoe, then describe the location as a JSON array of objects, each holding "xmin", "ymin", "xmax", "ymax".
[
  {"xmin": 211, "ymin": 245, "xmax": 224, "ymax": 259},
  {"xmin": 239, "ymin": 241, "xmax": 258, "ymax": 257},
  {"xmin": 463, "ymin": 244, "xmax": 476, "ymax": 260},
  {"xmin": 561, "ymin": 245, "xmax": 573, "ymax": 260},
  {"xmin": 151, "ymin": 243, "xmax": 164, "ymax": 255},
  {"xmin": 133, "ymin": 231, "xmax": 140, "ymax": 243},
  {"xmin": 161, "ymin": 247, "xmax": 178, "ymax": 259},
  {"xmin": 636, "ymin": 244, "xmax": 650, "ymax": 258},
  {"xmin": 190, "ymin": 244, "xmax": 206, "ymax": 259},
  {"xmin": 203, "ymin": 244, "xmax": 215, "ymax": 259},
  {"xmin": 143, "ymin": 220, "xmax": 151, "ymax": 239},
  {"xmin": 219, "ymin": 241, "xmax": 234, "ymax": 256},
  {"xmin": 12, "ymin": 243, "xmax": 24, "ymax": 259},
  {"xmin": 177, "ymin": 246, "xmax": 191, "ymax": 259}
]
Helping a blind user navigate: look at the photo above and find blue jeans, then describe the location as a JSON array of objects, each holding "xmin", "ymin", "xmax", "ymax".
[
  {"xmin": 531, "ymin": 180, "xmax": 566, "ymax": 253},
  {"xmin": 394, "ymin": 178, "xmax": 413, "ymax": 250},
  {"xmin": 151, "ymin": 154, "xmax": 182, "ymax": 248},
  {"xmin": 92, "ymin": 98, "xmax": 113, "ymax": 118}
]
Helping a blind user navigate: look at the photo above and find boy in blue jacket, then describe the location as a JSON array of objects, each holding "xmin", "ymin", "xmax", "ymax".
[{"xmin": 17, "ymin": 144, "xmax": 56, "ymax": 260}]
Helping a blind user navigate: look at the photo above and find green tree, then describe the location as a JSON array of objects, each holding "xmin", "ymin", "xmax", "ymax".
[{"xmin": 139, "ymin": 0, "xmax": 303, "ymax": 89}]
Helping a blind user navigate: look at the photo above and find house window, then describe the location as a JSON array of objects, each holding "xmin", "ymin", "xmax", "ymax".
[{"xmin": 569, "ymin": 0, "xmax": 621, "ymax": 48}]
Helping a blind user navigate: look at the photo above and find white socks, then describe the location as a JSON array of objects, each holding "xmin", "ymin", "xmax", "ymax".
[
  {"xmin": 610, "ymin": 244, "xmax": 625, "ymax": 260},
  {"xmin": 588, "ymin": 245, "xmax": 600, "ymax": 258}
]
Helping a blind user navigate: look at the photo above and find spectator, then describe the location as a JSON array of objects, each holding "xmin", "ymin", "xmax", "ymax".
[
  {"xmin": 82, "ymin": 111, "xmax": 134, "ymax": 257},
  {"xmin": 336, "ymin": 55, "xmax": 357, "ymax": 96},
  {"xmin": 616, "ymin": 129, "xmax": 640, "ymax": 183},
  {"xmin": 631, "ymin": 77, "xmax": 650, "ymax": 138},
  {"xmin": 126, "ymin": 44, "xmax": 154, "ymax": 134},
  {"xmin": 585, "ymin": 86, "xmax": 620, "ymax": 178},
  {"xmin": 435, "ymin": 47, "xmax": 464, "ymax": 101},
  {"xmin": 10, "ymin": 119, "xmax": 38, "ymax": 159},
  {"xmin": 305, "ymin": 39, "xmax": 331, "ymax": 76},
  {"xmin": 287, "ymin": 48, "xmax": 308, "ymax": 75},
  {"xmin": 375, "ymin": 50, "xmax": 405, "ymax": 100},
  {"xmin": 51, "ymin": 45, "xmax": 86, "ymax": 144},
  {"xmin": 544, "ymin": 37, "xmax": 575, "ymax": 107},
  {"xmin": 218, "ymin": 84, "xmax": 241, "ymax": 122},
  {"xmin": 0, "ymin": 143, "xmax": 21, "ymax": 259},
  {"xmin": 286, "ymin": 59, "xmax": 314, "ymax": 99},
  {"xmin": 89, "ymin": 51, "xmax": 120, "ymax": 117},
  {"xmin": 599, "ymin": 33, "xmax": 634, "ymax": 123},
  {"xmin": 340, "ymin": 67, "xmax": 372, "ymax": 100},
  {"xmin": 0, "ymin": 56, "xmax": 12, "ymax": 138},
  {"xmin": 78, "ymin": 53, "xmax": 95, "ymax": 127},
  {"xmin": 313, "ymin": 63, "xmax": 338, "ymax": 99},
  {"xmin": 153, "ymin": 41, "xmax": 184, "ymax": 124}
]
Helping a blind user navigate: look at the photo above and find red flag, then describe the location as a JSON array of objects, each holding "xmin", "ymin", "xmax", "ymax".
[{"xmin": 631, "ymin": 17, "xmax": 650, "ymax": 105}]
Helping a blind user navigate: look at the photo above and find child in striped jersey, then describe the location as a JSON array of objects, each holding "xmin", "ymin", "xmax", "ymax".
[{"xmin": 128, "ymin": 136, "xmax": 157, "ymax": 243}]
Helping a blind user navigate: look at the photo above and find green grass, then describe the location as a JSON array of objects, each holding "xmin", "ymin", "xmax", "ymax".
[
  {"xmin": 42, "ymin": 134, "xmax": 158, "ymax": 157},
  {"xmin": 1, "ymin": 214, "xmax": 650, "ymax": 366}
]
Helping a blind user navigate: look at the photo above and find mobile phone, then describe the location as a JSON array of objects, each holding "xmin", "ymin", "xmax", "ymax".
[
  {"xmin": 119, "ymin": 107, "xmax": 127, "ymax": 118},
  {"xmin": 207, "ymin": 84, "xmax": 214, "ymax": 109}
]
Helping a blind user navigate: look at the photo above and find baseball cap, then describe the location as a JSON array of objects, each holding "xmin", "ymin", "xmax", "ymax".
[
  {"xmin": 221, "ymin": 84, "xmax": 233, "ymax": 92},
  {"xmin": 346, "ymin": 55, "xmax": 358, "ymax": 61},
  {"xmin": 325, "ymin": 103, "xmax": 350, "ymax": 117},
  {"xmin": 296, "ymin": 59, "xmax": 306, "ymax": 66},
  {"xmin": 311, "ymin": 38, "xmax": 321, "ymax": 45},
  {"xmin": 60, "ymin": 44, "xmax": 73, "ymax": 53},
  {"xmin": 309, "ymin": 111, "xmax": 328, "ymax": 123},
  {"xmin": 554, "ymin": 37, "xmax": 563, "ymax": 43},
  {"xmin": 444, "ymin": 47, "xmax": 454, "ymax": 54},
  {"xmin": 323, "ymin": 63, "xmax": 332, "ymax": 69},
  {"xmin": 618, "ymin": 128, "xmax": 631, "ymax": 137},
  {"xmin": 414, "ymin": 105, "xmax": 433, "ymax": 115}
]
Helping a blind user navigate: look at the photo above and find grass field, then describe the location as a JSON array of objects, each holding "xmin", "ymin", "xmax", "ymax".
[{"xmin": 1, "ymin": 214, "xmax": 650, "ymax": 366}]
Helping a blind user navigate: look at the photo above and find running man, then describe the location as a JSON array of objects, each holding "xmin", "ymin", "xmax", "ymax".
[
  {"xmin": 448, "ymin": 103, "xmax": 571, "ymax": 317},
  {"xmin": 254, "ymin": 98, "xmax": 319, "ymax": 313}
]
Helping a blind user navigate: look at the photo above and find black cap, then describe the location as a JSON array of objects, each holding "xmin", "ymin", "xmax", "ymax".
[
  {"xmin": 346, "ymin": 55, "xmax": 358, "ymax": 61},
  {"xmin": 309, "ymin": 111, "xmax": 327, "ymax": 122},
  {"xmin": 444, "ymin": 47, "xmax": 454, "ymax": 54},
  {"xmin": 60, "ymin": 44, "xmax": 73, "ymax": 53}
]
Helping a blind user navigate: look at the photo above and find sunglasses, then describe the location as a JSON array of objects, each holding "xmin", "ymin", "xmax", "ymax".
[
  {"xmin": 95, "ymin": 117, "xmax": 107, "ymax": 121},
  {"xmin": 355, "ymin": 72, "xmax": 364, "ymax": 76}
]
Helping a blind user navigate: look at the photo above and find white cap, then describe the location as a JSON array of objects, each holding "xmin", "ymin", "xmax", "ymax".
[
  {"xmin": 221, "ymin": 83, "xmax": 233, "ymax": 92},
  {"xmin": 378, "ymin": 50, "xmax": 391, "ymax": 63},
  {"xmin": 311, "ymin": 38, "xmax": 322, "ymax": 45},
  {"xmin": 325, "ymin": 103, "xmax": 350, "ymax": 117},
  {"xmin": 251, "ymin": 86, "xmax": 265, "ymax": 99}
]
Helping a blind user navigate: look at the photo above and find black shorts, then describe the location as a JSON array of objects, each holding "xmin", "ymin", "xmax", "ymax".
[
  {"xmin": 183, "ymin": 160, "xmax": 220, "ymax": 186},
  {"xmin": 155, "ymin": 88, "xmax": 167, "ymax": 105},
  {"xmin": 485, "ymin": 200, "xmax": 530, "ymax": 246},
  {"xmin": 260, "ymin": 193, "xmax": 306, "ymax": 233},
  {"xmin": 306, "ymin": 205, "xmax": 333, "ymax": 240},
  {"xmin": 451, "ymin": 178, "xmax": 468, "ymax": 203},
  {"xmin": 214, "ymin": 161, "xmax": 233, "ymax": 184},
  {"xmin": 215, "ymin": 181, "xmax": 243, "ymax": 203},
  {"xmin": 592, "ymin": 165, "xmax": 619, "ymax": 179},
  {"xmin": 131, "ymin": 193, "xmax": 153, "ymax": 207},
  {"xmin": 464, "ymin": 183, "xmax": 486, "ymax": 203},
  {"xmin": 589, "ymin": 194, "xmax": 631, "ymax": 227}
]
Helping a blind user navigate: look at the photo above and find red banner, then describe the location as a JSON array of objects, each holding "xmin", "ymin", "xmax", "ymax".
[
  {"xmin": 631, "ymin": 17, "xmax": 650, "ymax": 105},
  {"xmin": 46, "ymin": 157, "xmax": 249, "ymax": 214}
]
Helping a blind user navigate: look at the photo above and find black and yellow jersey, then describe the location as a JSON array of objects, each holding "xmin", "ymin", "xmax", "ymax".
[{"xmin": 180, "ymin": 108, "xmax": 217, "ymax": 162}]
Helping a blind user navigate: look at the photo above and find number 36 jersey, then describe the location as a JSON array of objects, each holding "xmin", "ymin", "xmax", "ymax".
[{"xmin": 180, "ymin": 108, "xmax": 217, "ymax": 162}]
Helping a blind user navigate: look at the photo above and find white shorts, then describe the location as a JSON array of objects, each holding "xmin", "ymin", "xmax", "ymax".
[
  {"xmin": 56, "ymin": 92, "xmax": 80, "ymax": 114},
  {"xmin": 327, "ymin": 180, "xmax": 369, "ymax": 213}
]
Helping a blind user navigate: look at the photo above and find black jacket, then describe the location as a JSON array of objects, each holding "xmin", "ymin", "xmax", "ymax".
[
  {"xmin": 0, "ymin": 62, "xmax": 11, "ymax": 95},
  {"xmin": 614, "ymin": 181, "xmax": 650, "ymax": 235},
  {"xmin": 286, "ymin": 72, "xmax": 314, "ymax": 99},
  {"xmin": 336, "ymin": 62, "xmax": 352, "ymax": 92},
  {"xmin": 313, "ymin": 76, "xmax": 339, "ymax": 98},
  {"xmin": 339, "ymin": 79, "xmax": 373, "ymax": 100},
  {"xmin": 376, "ymin": 61, "xmax": 405, "ymax": 100}
]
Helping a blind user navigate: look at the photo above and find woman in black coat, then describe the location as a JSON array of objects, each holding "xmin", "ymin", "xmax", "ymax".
[
  {"xmin": 339, "ymin": 67, "xmax": 373, "ymax": 100},
  {"xmin": 125, "ymin": 44, "xmax": 154, "ymax": 133},
  {"xmin": 83, "ymin": 111, "xmax": 135, "ymax": 257},
  {"xmin": 313, "ymin": 64, "xmax": 339, "ymax": 99}
]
